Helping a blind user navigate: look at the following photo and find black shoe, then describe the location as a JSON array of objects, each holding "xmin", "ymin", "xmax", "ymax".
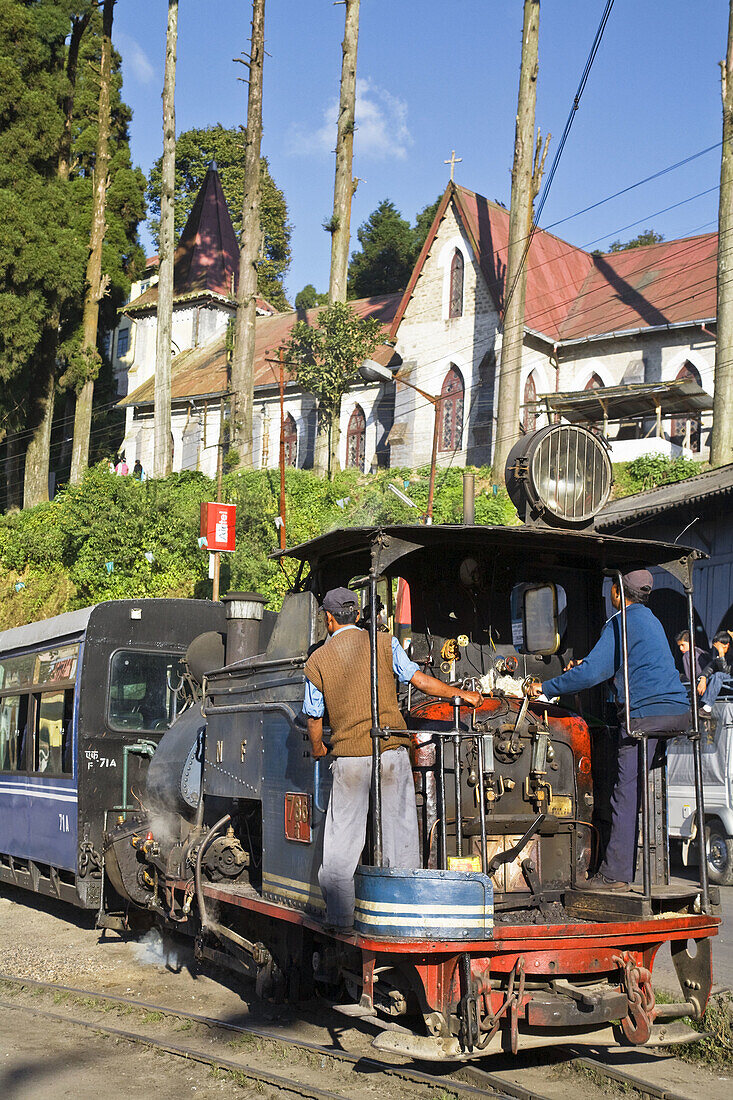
[
  {"xmin": 323, "ymin": 921, "xmax": 354, "ymax": 935},
  {"xmin": 577, "ymin": 873, "xmax": 630, "ymax": 892}
]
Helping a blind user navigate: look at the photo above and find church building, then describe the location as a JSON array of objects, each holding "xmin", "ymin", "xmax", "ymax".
[{"xmin": 119, "ymin": 173, "xmax": 717, "ymax": 477}]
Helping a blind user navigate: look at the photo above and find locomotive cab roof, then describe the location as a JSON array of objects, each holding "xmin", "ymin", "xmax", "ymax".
[{"xmin": 271, "ymin": 523, "xmax": 704, "ymax": 588}]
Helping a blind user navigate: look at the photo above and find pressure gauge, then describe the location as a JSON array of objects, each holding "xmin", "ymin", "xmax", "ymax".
[{"xmin": 459, "ymin": 557, "xmax": 483, "ymax": 589}]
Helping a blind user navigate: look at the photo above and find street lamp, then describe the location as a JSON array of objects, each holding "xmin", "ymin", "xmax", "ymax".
[{"xmin": 360, "ymin": 356, "xmax": 442, "ymax": 523}]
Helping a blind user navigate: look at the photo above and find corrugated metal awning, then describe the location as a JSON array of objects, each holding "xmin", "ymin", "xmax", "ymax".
[{"xmin": 537, "ymin": 379, "xmax": 712, "ymax": 423}]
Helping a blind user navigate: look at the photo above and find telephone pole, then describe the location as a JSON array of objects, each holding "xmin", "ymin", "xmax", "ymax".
[
  {"xmin": 154, "ymin": 0, "xmax": 178, "ymax": 479},
  {"xmin": 493, "ymin": 0, "xmax": 541, "ymax": 485},
  {"xmin": 231, "ymin": 0, "xmax": 266, "ymax": 469},
  {"xmin": 712, "ymin": 0, "xmax": 733, "ymax": 467}
]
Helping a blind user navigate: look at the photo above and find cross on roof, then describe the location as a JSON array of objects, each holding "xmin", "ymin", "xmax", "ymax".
[{"xmin": 444, "ymin": 149, "xmax": 462, "ymax": 181}]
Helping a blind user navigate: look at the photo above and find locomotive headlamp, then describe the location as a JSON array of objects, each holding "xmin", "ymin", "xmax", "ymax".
[{"xmin": 505, "ymin": 424, "xmax": 612, "ymax": 527}]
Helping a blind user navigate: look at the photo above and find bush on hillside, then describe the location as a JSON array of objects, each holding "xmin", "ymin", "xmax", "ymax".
[
  {"xmin": 612, "ymin": 453, "xmax": 702, "ymax": 498},
  {"xmin": 0, "ymin": 463, "xmax": 516, "ymax": 627}
]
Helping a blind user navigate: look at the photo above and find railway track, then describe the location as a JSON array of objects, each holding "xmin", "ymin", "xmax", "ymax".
[{"xmin": 0, "ymin": 972, "xmax": 705, "ymax": 1100}]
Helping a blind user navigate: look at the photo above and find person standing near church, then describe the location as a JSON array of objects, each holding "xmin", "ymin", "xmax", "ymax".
[{"xmin": 303, "ymin": 587, "xmax": 481, "ymax": 931}]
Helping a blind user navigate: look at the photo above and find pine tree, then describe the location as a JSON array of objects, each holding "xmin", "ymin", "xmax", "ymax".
[{"xmin": 347, "ymin": 200, "xmax": 416, "ymax": 298}]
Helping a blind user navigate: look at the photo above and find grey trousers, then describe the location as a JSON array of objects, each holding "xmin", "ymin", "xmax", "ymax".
[{"xmin": 318, "ymin": 746, "xmax": 420, "ymax": 927}]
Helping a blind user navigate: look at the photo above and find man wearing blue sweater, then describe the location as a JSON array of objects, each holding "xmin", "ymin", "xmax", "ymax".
[{"xmin": 529, "ymin": 569, "xmax": 690, "ymax": 891}]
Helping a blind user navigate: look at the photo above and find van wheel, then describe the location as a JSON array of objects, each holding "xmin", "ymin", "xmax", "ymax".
[{"xmin": 705, "ymin": 821, "xmax": 733, "ymax": 885}]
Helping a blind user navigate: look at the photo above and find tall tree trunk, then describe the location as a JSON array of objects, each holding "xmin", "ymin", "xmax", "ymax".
[
  {"xmin": 58, "ymin": 10, "xmax": 91, "ymax": 182},
  {"xmin": 328, "ymin": 403, "xmax": 341, "ymax": 481},
  {"xmin": 23, "ymin": 366, "xmax": 55, "ymax": 507},
  {"xmin": 328, "ymin": 0, "xmax": 360, "ymax": 306},
  {"xmin": 5, "ymin": 435, "xmax": 23, "ymax": 512},
  {"xmin": 70, "ymin": 0, "xmax": 115, "ymax": 485},
  {"xmin": 154, "ymin": 0, "xmax": 178, "ymax": 479},
  {"xmin": 493, "ymin": 0, "xmax": 540, "ymax": 485},
  {"xmin": 230, "ymin": 0, "xmax": 266, "ymax": 469},
  {"xmin": 315, "ymin": 0, "xmax": 360, "ymax": 477},
  {"xmin": 712, "ymin": 0, "xmax": 733, "ymax": 467}
]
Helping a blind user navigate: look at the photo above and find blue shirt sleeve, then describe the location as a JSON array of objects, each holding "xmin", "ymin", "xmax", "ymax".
[
  {"xmin": 302, "ymin": 678, "xmax": 325, "ymax": 718},
  {"xmin": 391, "ymin": 636, "xmax": 420, "ymax": 683},
  {"xmin": 541, "ymin": 615, "xmax": 620, "ymax": 699}
]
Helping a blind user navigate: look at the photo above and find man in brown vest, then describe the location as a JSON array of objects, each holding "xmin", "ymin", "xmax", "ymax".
[{"xmin": 304, "ymin": 587, "xmax": 481, "ymax": 931}]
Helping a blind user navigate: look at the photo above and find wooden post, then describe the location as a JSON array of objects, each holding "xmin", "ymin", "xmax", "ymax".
[
  {"xmin": 712, "ymin": 0, "xmax": 733, "ymax": 466},
  {"xmin": 278, "ymin": 348, "xmax": 286, "ymax": 550},
  {"xmin": 70, "ymin": 0, "xmax": 115, "ymax": 484},
  {"xmin": 230, "ymin": 0, "xmax": 266, "ymax": 469},
  {"xmin": 493, "ymin": 0, "xmax": 541, "ymax": 485},
  {"xmin": 212, "ymin": 437, "xmax": 223, "ymax": 602},
  {"xmin": 154, "ymin": 0, "xmax": 178, "ymax": 479},
  {"xmin": 426, "ymin": 397, "xmax": 440, "ymax": 525}
]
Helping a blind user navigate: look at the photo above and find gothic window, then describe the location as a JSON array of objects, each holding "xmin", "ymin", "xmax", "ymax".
[
  {"xmin": 347, "ymin": 405, "xmax": 366, "ymax": 470},
  {"xmin": 283, "ymin": 414, "xmax": 297, "ymax": 467},
  {"xmin": 670, "ymin": 362, "xmax": 702, "ymax": 452},
  {"xmin": 522, "ymin": 372, "xmax": 538, "ymax": 432},
  {"xmin": 449, "ymin": 249, "xmax": 464, "ymax": 319},
  {"xmin": 439, "ymin": 366, "xmax": 464, "ymax": 452},
  {"xmin": 585, "ymin": 373, "xmax": 603, "ymax": 390}
]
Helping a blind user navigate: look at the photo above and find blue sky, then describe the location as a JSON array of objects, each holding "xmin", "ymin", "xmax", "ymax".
[{"xmin": 114, "ymin": 1, "xmax": 729, "ymax": 304}]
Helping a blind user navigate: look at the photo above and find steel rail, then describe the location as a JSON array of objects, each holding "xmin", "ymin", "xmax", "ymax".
[
  {"xmin": 0, "ymin": 997, "xmax": 347, "ymax": 1100},
  {"xmin": 0, "ymin": 974, "xmax": 514, "ymax": 1100}
]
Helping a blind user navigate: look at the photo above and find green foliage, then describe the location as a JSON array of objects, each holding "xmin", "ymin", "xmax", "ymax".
[
  {"xmin": 348, "ymin": 199, "xmax": 416, "ymax": 298},
  {"xmin": 0, "ymin": 464, "xmax": 515, "ymax": 627},
  {"xmin": 608, "ymin": 228, "xmax": 664, "ymax": 252},
  {"xmin": 676, "ymin": 993, "xmax": 733, "ymax": 1068},
  {"xmin": 612, "ymin": 453, "xmax": 702, "ymax": 497},
  {"xmin": 286, "ymin": 302, "xmax": 383, "ymax": 416},
  {"xmin": 347, "ymin": 194, "xmax": 443, "ymax": 299},
  {"xmin": 146, "ymin": 124, "xmax": 292, "ymax": 310},
  {"xmin": 294, "ymin": 284, "xmax": 328, "ymax": 311}
]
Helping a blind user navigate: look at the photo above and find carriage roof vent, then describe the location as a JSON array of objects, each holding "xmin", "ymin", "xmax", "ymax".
[{"xmin": 505, "ymin": 424, "xmax": 613, "ymax": 529}]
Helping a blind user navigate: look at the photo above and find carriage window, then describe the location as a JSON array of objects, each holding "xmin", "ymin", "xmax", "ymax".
[
  {"xmin": 108, "ymin": 651, "xmax": 185, "ymax": 733},
  {"xmin": 0, "ymin": 694, "xmax": 29, "ymax": 772},
  {"xmin": 0, "ymin": 644, "xmax": 78, "ymax": 691},
  {"xmin": 34, "ymin": 690, "xmax": 74, "ymax": 775}
]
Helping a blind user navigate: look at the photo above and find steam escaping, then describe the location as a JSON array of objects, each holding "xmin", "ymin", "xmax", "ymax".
[{"xmin": 129, "ymin": 928, "xmax": 189, "ymax": 971}]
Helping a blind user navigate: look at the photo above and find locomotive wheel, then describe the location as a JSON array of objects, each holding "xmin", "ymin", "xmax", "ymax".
[{"xmin": 705, "ymin": 820, "xmax": 733, "ymax": 885}]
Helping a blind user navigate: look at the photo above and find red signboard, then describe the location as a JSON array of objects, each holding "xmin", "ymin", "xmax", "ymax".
[{"xmin": 200, "ymin": 502, "xmax": 236, "ymax": 553}]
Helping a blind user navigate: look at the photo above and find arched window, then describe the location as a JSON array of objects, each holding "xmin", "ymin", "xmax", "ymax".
[
  {"xmin": 283, "ymin": 414, "xmax": 297, "ymax": 467},
  {"xmin": 522, "ymin": 372, "xmax": 538, "ymax": 432},
  {"xmin": 585, "ymin": 373, "xmax": 604, "ymax": 390},
  {"xmin": 347, "ymin": 405, "xmax": 366, "ymax": 470},
  {"xmin": 449, "ymin": 249, "xmax": 464, "ymax": 318},
  {"xmin": 439, "ymin": 366, "xmax": 464, "ymax": 451},
  {"xmin": 670, "ymin": 362, "xmax": 702, "ymax": 452}
]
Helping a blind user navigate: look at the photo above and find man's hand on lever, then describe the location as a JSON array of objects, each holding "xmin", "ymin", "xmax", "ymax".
[
  {"xmin": 410, "ymin": 669, "xmax": 481, "ymax": 709},
  {"xmin": 525, "ymin": 676, "xmax": 543, "ymax": 700}
]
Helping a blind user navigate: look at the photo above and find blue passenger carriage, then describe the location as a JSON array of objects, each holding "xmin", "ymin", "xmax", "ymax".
[{"xmin": 0, "ymin": 599, "xmax": 224, "ymax": 914}]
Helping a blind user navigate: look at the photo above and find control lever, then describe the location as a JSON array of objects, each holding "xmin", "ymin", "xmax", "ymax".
[{"xmin": 486, "ymin": 814, "xmax": 545, "ymax": 875}]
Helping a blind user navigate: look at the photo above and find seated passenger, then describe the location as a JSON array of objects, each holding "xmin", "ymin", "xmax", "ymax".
[
  {"xmin": 303, "ymin": 587, "xmax": 481, "ymax": 932},
  {"xmin": 529, "ymin": 570, "xmax": 690, "ymax": 892},
  {"xmin": 697, "ymin": 631, "xmax": 732, "ymax": 712}
]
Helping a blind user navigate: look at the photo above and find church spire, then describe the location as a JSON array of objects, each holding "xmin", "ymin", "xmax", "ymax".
[{"xmin": 173, "ymin": 164, "xmax": 238, "ymax": 297}]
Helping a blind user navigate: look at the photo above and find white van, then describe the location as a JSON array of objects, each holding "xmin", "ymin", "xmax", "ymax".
[{"xmin": 667, "ymin": 695, "xmax": 733, "ymax": 885}]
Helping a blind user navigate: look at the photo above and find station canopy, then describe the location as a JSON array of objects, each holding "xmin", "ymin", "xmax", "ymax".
[{"xmin": 536, "ymin": 378, "xmax": 712, "ymax": 424}]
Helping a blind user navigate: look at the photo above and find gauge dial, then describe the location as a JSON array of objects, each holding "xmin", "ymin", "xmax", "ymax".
[{"xmin": 459, "ymin": 557, "xmax": 483, "ymax": 589}]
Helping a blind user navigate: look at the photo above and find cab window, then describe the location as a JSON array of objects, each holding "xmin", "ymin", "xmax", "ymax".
[{"xmin": 108, "ymin": 651, "xmax": 185, "ymax": 732}]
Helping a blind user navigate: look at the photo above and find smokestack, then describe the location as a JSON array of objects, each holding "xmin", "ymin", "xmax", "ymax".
[
  {"xmin": 463, "ymin": 470, "xmax": 475, "ymax": 525},
  {"xmin": 222, "ymin": 591, "xmax": 267, "ymax": 664}
]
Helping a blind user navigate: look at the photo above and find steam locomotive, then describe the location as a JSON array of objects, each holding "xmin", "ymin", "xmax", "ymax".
[{"xmin": 2, "ymin": 425, "xmax": 721, "ymax": 1060}]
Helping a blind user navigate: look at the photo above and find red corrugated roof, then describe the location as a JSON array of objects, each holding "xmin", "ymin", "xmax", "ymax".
[
  {"xmin": 392, "ymin": 182, "xmax": 718, "ymax": 344},
  {"xmin": 120, "ymin": 295, "xmax": 401, "ymax": 408},
  {"xmin": 558, "ymin": 231, "xmax": 717, "ymax": 340}
]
